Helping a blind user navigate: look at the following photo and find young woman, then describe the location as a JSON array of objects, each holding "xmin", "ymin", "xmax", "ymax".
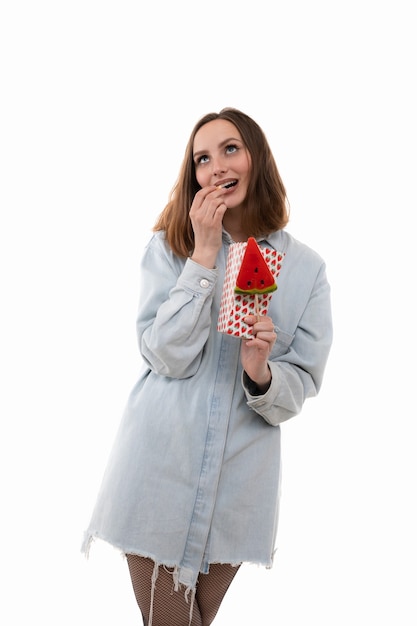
[{"xmin": 82, "ymin": 108, "xmax": 333, "ymax": 625}]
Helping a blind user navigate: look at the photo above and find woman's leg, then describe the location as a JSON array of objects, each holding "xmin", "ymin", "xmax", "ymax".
[
  {"xmin": 195, "ymin": 563, "xmax": 241, "ymax": 626},
  {"xmin": 126, "ymin": 554, "xmax": 202, "ymax": 626},
  {"xmin": 127, "ymin": 555, "xmax": 240, "ymax": 626}
]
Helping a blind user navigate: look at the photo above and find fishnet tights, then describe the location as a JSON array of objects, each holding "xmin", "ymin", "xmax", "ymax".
[{"xmin": 126, "ymin": 554, "xmax": 240, "ymax": 626}]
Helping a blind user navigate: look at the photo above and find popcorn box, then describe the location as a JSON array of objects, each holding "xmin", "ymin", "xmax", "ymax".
[{"xmin": 217, "ymin": 242, "xmax": 284, "ymax": 338}]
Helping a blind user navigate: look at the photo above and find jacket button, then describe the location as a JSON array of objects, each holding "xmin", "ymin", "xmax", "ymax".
[{"xmin": 200, "ymin": 279, "xmax": 210, "ymax": 288}]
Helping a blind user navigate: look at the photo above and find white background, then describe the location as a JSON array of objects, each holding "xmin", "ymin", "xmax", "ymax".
[{"xmin": 1, "ymin": 1, "xmax": 416, "ymax": 624}]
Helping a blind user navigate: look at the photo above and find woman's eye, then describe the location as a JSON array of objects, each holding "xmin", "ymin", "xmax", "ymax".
[
  {"xmin": 225, "ymin": 144, "xmax": 238, "ymax": 154},
  {"xmin": 197, "ymin": 155, "xmax": 209, "ymax": 165}
]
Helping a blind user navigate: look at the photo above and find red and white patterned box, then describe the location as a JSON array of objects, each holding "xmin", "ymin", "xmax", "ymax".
[{"xmin": 217, "ymin": 242, "xmax": 284, "ymax": 339}]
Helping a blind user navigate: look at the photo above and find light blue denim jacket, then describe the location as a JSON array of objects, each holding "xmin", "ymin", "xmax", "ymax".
[{"xmin": 82, "ymin": 228, "xmax": 332, "ymax": 595}]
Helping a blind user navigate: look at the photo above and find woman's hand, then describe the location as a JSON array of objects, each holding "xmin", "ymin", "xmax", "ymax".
[
  {"xmin": 189, "ymin": 186, "xmax": 228, "ymax": 268},
  {"xmin": 240, "ymin": 315, "xmax": 277, "ymax": 393}
]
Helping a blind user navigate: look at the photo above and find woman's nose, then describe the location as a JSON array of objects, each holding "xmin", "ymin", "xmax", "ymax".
[{"xmin": 212, "ymin": 157, "xmax": 227, "ymax": 176}]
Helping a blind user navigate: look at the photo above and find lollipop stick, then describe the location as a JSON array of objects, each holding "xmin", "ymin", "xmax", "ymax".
[{"xmin": 254, "ymin": 293, "xmax": 260, "ymax": 322}]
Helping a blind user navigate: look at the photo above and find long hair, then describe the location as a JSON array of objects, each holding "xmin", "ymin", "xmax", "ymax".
[{"xmin": 153, "ymin": 108, "xmax": 289, "ymax": 258}]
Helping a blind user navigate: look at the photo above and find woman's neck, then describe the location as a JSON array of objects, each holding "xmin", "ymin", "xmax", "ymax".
[{"xmin": 222, "ymin": 212, "xmax": 248, "ymax": 243}]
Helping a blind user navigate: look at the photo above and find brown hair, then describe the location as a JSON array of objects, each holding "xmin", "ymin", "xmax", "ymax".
[{"xmin": 153, "ymin": 107, "xmax": 289, "ymax": 257}]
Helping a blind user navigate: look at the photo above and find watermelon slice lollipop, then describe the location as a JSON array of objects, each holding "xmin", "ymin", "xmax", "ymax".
[
  {"xmin": 234, "ymin": 237, "xmax": 277, "ymax": 295},
  {"xmin": 234, "ymin": 237, "xmax": 277, "ymax": 321}
]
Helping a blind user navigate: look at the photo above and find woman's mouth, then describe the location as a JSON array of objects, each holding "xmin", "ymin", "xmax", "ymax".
[{"xmin": 216, "ymin": 180, "xmax": 238, "ymax": 190}]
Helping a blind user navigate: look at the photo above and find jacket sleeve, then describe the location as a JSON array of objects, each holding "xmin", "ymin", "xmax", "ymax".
[
  {"xmin": 136, "ymin": 235, "xmax": 218, "ymax": 378},
  {"xmin": 243, "ymin": 259, "xmax": 333, "ymax": 426}
]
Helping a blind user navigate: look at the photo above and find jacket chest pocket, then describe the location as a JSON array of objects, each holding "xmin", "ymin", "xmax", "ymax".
[{"xmin": 271, "ymin": 326, "xmax": 295, "ymax": 358}]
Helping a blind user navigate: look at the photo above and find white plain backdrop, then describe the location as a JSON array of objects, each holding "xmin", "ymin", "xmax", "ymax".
[{"xmin": 1, "ymin": 1, "xmax": 416, "ymax": 624}]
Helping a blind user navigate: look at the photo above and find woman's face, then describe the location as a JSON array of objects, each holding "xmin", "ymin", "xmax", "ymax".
[{"xmin": 193, "ymin": 119, "xmax": 252, "ymax": 209}]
